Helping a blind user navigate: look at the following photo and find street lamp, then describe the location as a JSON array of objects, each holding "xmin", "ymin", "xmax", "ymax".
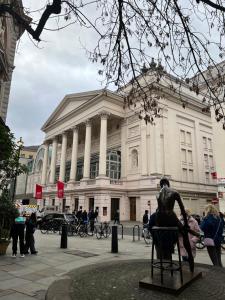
[{"xmin": 12, "ymin": 137, "xmax": 24, "ymax": 202}]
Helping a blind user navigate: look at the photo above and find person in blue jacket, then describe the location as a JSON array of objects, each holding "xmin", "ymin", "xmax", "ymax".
[{"xmin": 201, "ymin": 204, "xmax": 224, "ymax": 267}]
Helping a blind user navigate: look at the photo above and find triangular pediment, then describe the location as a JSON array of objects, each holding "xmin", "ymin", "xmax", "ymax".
[{"xmin": 42, "ymin": 89, "xmax": 117, "ymax": 131}]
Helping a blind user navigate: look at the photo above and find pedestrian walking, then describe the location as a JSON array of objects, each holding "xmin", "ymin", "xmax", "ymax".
[
  {"xmin": 24, "ymin": 212, "xmax": 38, "ymax": 255},
  {"xmin": 114, "ymin": 210, "xmax": 120, "ymax": 224},
  {"xmin": 201, "ymin": 204, "xmax": 224, "ymax": 267},
  {"xmin": 88, "ymin": 209, "xmax": 95, "ymax": 232},
  {"xmin": 11, "ymin": 215, "xmax": 26, "ymax": 258},
  {"xmin": 179, "ymin": 209, "xmax": 201, "ymax": 262},
  {"xmin": 94, "ymin": 208, "xmax": 99, "ymax": 222}
]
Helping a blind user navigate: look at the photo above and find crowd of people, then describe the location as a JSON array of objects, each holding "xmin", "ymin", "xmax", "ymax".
[
  {"xmin": 11, "ymin": 212, "xmax": 38, "ymax": 258},
  {"xmin": 144, "ymin": 204, "xmax": 225, "ymax": 267}
]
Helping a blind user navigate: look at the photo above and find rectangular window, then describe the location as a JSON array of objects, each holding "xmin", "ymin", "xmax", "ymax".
[
  {"xmin": 103, "ymin": 207, "xmax": 107, "ymax": 216},
  {"xmin": 209, "ymin": 155, "xmax": 214, "ymax": 169},
  {"xmin": 52, "ymin": 199, "xmax": 55, "ymax": 206},
  {"xmin": 182, "ymin": 168, "xmax": 188, "ymax": 181},
  {"xmin": 204, "ymin": 154, "xmax": 209, "ymax": 168},
  {"xmin": 188, "ymin": 150, "xmax": 193, "ymax": 164},
  {"xmin": 181, "ymin": 149, "xmax": 187, "ymax": 163},
  {"xmin": 180, "ymin": 130, "xmax": 185, "ymax": 144},
  {"xmin": 208, "ymin": 138, "xmax": 212, "ymax": 150},
  {"xmin": 205, "ymin": 172, "xmax": 210, "ymax": 183},
  {"xmin": 186, "ymin": 132, "xmax": 192, "ymax": 145},
  {"xmin": 189, "ymin": 169, "xmax": 194, "ymax": 182},
  {"xmin": 203, "ymin": 137, "xmax": 207, "ymax": 149}
]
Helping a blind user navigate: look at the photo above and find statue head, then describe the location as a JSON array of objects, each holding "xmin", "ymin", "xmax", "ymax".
[{"xmin": 160, "ymin": 177, "xmax": 170, "ymax": 188}]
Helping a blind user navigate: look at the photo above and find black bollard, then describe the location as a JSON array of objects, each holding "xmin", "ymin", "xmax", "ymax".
[
  {"xmin": 60, "ymin": 224, "xmax": 68, "ymax": 249},
  {"xmin": 111, "ymin": 225, "xmax": 118, "ymax": 253}
]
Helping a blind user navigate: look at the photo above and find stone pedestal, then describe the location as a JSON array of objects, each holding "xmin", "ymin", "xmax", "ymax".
[{"xmin": 139, "ymin": 268, "xmax": 202, "ymax": 295}]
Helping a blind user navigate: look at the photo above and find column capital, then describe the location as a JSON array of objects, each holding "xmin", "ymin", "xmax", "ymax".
[
  {"xmin": 85, "ymin": 119, "xmax": 92, "ymax": 127},
  {"xmin": 121, "ymin": 118, "xmax": 127, "ymax": 127},
  {"xmin": 71, "ymin": 125, "xmax": 79, "ymax": 132},
  {"xmin": 43, "ymin": 139, "xmax": 50, "ymax": 146},
  {"xmin": 99, "ymin": 111, "xmax": 110, "ymax": 120}
]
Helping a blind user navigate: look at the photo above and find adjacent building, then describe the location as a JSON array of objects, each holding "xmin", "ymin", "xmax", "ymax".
[
  {"xmin": 15, "ymin": 145, "xmax": 39, "ymax": 203},
  {"xmin": 26, "ymin": 71, "xmax": 218, "ymax": 221},
  {"xmin": 0, "ymin": 0, "xmax": 26, "ymax": 122}
]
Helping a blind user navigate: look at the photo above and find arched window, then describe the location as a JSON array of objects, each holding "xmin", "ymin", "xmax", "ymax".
[{"xmin": 131, "ymin": 149, "xmax": 138, "ymax": 169}]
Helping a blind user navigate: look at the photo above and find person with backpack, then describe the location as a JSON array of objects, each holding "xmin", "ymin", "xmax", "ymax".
[
  {"xmin": 11, "ymin": 214, "xmax": 26, "ymax": 258},
  {"xmin": 24, "ymin": 212, "xmax": 38, "ymax": 255}
]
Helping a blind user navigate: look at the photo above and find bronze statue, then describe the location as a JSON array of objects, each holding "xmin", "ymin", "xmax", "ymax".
[{"xmin": 155, "ymin": 178, "xmax": 196, "ymax": 272}]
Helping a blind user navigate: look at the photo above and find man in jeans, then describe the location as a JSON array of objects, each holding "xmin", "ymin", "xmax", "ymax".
[{"xmin": 11, "ymin": 215, "xmax": 26, "ymax": 257}]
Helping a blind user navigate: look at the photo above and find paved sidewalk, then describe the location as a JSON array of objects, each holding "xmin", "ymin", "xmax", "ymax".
[{"xmin": 0, "ymin": 229, "xmax": 224, "ymax": 300}]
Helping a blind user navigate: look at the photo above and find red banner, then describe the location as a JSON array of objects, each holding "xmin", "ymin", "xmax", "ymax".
[
  {"xmin": 211, "ymin": 172, "xmax": 217, "ymax": 179},
  {"xmin": 57, "ymin": 181, "xmax": 64, "ymax": 198},
  {"xmin": 35, "ymin": 184, "xmax": 42, "ymax": 199}
]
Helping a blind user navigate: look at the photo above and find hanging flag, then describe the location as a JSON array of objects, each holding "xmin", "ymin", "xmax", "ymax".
[
  {"xmin": 57, "ymin": 181, "xmax": 64, "ymax": 198},
  {"xmin": 211, "ymin": 172, "xmax": 217, "ymax": 179},
  {"xmin": 35, "ymin": 184, "xmax": 42, "ymax": 199}
]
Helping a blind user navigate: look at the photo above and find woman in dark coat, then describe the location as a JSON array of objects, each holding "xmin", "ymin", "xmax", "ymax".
[
  {"xmin": 24, "ymin": 213, "xmax": 38, "ymax": 255},
  {"xmin": 201, "ymin": 204, "xmax": 224, "ymax": 267}
]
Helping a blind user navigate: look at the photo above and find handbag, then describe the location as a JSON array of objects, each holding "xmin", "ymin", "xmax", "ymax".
[
  {"xmin": 204, "ymin": 218, "xmax": 221, "ymax": 247},
  {"xmin": 204, "ymin": 238, "xmax": 215, "ymax": 246}
]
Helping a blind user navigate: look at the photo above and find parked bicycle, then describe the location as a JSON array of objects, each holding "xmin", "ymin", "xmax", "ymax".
[
  {"xmin": 142, "ymin": 226, "xmax": 152, "ymax": 245},
  {"xmin": 95, "ymin": 222, "xmax": 111, "ymax": 239}
]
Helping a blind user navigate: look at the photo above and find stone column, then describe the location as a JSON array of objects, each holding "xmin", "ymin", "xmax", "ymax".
[
  {"xmin": 141, "ymin": 120, "xmax": 148, "ymax": 176},
  {"xmin": 41, "ymin": 141, "xmax": 49, "ymax": 185},
  {"xmin": 83, "ymin": 120, "xmax": 92, "ymax": 179},
  {"xmin": 59, "ymin": 131, "xmax": 68, "ymax": 182},
  {"xmin": 99, "ymin": 113, "xmax": 109, "ymax": 177},
  {"xmin": 121, "ymin": 119, "xmax": 127, "ymax": 178},
  {"xmin": 49, "ymin": 137, "xmax": 58, "ymax": 184},
  {"xmin": 70, "ymin": 126, "xmax": 79, "ymax": 181}
]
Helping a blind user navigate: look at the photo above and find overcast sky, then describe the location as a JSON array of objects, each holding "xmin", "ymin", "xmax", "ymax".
[{"xmin": 6, "ymin": 0, "xmax": 105, "ymax": 146}]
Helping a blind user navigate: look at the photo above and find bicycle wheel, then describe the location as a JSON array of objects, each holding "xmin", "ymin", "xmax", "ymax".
[
  {"xmin": 143, "ymin": 229, "xmax": 151, "ymax": 245},
  {"xmin": 78, "ymin": 225, "xmax": 85, "ymax": 237},
  {"xmin": 103, "ymin": 226, "xmax": 111, "ymax": 238},
  {"xmin": 40, "ymin": 224, "xmax": 48, "ymax": 234},
  {"xmin": 95, "ymin": 225, "xmax": 102, "ymax": 239},
  {"xmin": 87, "ymin": 224, "xmax": 94, "ymax": 236},
  {"xmin": 196, "ymin": 237, "xmax": 205, "ymax": 249}
]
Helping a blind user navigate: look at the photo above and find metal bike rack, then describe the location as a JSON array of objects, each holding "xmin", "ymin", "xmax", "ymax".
[
  {"xmin": 133, "ymin": 224, "xmax": 140, "ymax": 242},
  {"xmin": 118, "ymin": 223, "xmax": 124, "ymax": 239}
]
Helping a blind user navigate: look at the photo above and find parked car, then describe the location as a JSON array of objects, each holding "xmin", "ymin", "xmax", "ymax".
[{"xmin": 37, "ymin": 213, "xmax": 75, "ymax": 228}]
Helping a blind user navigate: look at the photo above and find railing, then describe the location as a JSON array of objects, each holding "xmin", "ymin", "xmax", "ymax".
[
  {"xmin": 87, "ymin": 179, "xmax": 96, "ymax": 185},
  {"xmin": 110, "ymin": 179, "xmax": 123, "ymax": 185}
]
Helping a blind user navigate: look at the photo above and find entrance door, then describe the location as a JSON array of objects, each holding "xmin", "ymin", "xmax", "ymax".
[
  {"xmin": 130, "ymin": 197, "xmax": 136, "ymax": 221},
  {"xmin": 62, "ymin": 199, "xmax": 66, "ymax": 212},
  {"xmin": 111, "ymin": 198, "xmax": 120, "ymax": 220},
  {"xmin": 75, "ymin": 198, "xmax": 79, "ymax": 211},
  {"xmin": 89, "ymin": 198, "xmax": 94, "ymax": 211}
]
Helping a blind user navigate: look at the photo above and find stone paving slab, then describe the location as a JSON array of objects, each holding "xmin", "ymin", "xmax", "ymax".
[
  {"xmin": 0, "ymin": 278, "xmax": 32, "ymax": 290},
  {"xmin": 0, "ymin": 292, "xmax": 35, "ymax": 300}
]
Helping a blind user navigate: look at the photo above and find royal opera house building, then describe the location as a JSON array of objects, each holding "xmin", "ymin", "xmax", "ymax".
[{"xmin": 26, "ymin": 71, "xmax": 218, "ymax": 222}]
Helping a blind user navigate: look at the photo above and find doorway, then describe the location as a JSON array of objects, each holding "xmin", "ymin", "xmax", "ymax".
[
  {"xmin": 89, "ymin": 198, "xmax": 94, "ymax": 211},
  {"xmin": 74, "ymin": 198, "xmax": 79, "ymax": 211},
  {"xmin": 130, "ymin": 197, "xmax": 136, "ymax": 221},
  {"xmin": 111, "ymin": 198, "xmax": 120, "ymax": 220}
]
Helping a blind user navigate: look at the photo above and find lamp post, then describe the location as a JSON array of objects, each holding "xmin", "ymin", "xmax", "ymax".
[{"xmin": 11, "ymin": 137, "xmax": 24, "ymax": 202}]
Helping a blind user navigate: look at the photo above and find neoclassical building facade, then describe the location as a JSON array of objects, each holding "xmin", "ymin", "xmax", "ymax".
[
  {"xmin": 0, "ymin": 0, "xmax": 26, "ymax": 122},
  {"xmin": 26, "ymin": 74, "xmax": 218, "ymax": 221}
]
